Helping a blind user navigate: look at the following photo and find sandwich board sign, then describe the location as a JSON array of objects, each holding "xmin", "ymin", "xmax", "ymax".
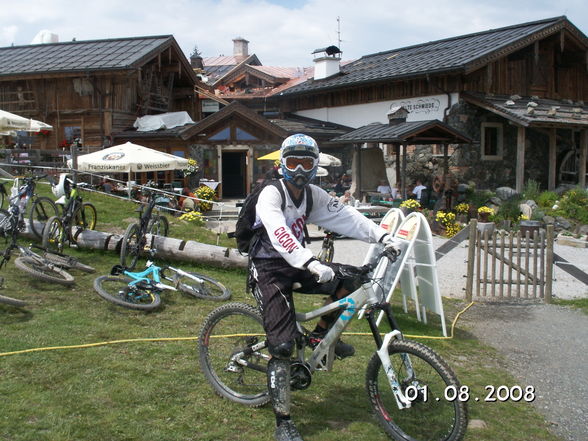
[{"xmin": 370, "ymin": 212, "xmax": 447, "ymax": 337}]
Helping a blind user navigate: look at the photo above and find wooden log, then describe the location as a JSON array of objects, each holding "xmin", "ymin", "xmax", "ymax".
[{"xmin": 24, "ymin": 221, "xmax": 248, "ymax": 269}]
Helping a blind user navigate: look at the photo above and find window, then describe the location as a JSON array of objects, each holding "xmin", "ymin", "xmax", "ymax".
[
  {"xmin": 236, "ymin": 127, "xmax": 258, "ymax": 141},
  {"xmin": 481, "ymin": 123, "xmax": 503, "ymax": 160},
  {"xmin": 209, "ymin": 127, "xmax": 230, "ymax": 141}
]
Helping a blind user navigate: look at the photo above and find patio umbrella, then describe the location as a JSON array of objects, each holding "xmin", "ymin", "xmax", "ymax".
[
  {"xmin": 0, "ymin": 109, "xmax": 53, "ymax": 133},
  {"xmin": 68, "ymin": 141, "xmax": 189, "ymax": 173},
  {"xmin": 67, "ymin": 142, "xmax": 189, "ymax": 197},
  {"xmin": 258, "ymin": 150, "xmax": 341, "ymax": 167}
]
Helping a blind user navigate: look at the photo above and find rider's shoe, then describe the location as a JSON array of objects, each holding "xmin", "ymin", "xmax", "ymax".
[
  {"xmin": 308, "ymin": 331, "xmax": 355, "ymax": 359},
  {"xmin": 275, "ymin": 420, "xmax": 304, "ymax": 441}
]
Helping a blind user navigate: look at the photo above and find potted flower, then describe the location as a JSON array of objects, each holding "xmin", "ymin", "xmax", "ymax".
[
  {"xmin": 195, "ymin": 184, "xmax": 216, "ymax": 212},
  {"xmin": 454, "ymin": 202, "xmax": 470, "ymax": 223},
  {"xmin": 477, "ymin": 206, "xmax": 494, "ymax": 223},
  {"xmin": 399, "ymin": 199, "xmax": 421, "ymax": 214},
  {"xmin": 183, "ymin": 158, "xmax": 199, "ymax": 177}
]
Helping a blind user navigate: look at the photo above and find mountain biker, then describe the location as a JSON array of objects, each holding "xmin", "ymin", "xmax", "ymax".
[{"xmin": 249, "ymin": 133, "xmax": 398, "ymax": 441}]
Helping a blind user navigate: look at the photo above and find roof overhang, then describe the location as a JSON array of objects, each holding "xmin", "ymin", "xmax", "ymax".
[
  {"xmin": 462, "ymin": 92, "xmax": 588, "ymax": 128},
  {"xmin": 328, "ymin": 119, "xmax": 471, "ymax": 145}
]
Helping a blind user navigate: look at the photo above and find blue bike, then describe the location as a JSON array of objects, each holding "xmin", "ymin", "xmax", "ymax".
[{"xmin": 94, "ymin": 251, "xmax": 230, "ymax": 311}]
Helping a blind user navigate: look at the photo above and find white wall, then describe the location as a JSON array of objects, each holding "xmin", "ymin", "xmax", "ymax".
[{"xmin": 295, "ymin": 93, "xmax": 459, "ymax": 128}]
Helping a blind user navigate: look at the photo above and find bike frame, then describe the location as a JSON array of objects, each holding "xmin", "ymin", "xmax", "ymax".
[
  {"xmin": 122, "ymin": 259, "xmax": 208, "ymax": 292},
  {"xmin": 231, "ymin": 249, "xmax": 418, "ymax": 410}
]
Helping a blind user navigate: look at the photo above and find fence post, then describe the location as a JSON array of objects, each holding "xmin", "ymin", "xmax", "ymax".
[
  {"xmin": 465, "ymin": 219, "xmax": 477, "ymax": 302},
  {"xmin": 544, "ymin": 224, "xmax": 554, "ymax": 303}
]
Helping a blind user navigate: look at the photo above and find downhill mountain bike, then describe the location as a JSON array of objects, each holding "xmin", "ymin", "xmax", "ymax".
[
  {"xmin": 199, "ymin": 246, "xmax": 468, "ymax": 441},
  {"xmin": 94, "ymin": 250, "xmax": 230, "ymax": 311},
  {"xmin": 41, "ymin": 183, "xmax": 97, "ymax": 254},
  {"xmin": 0, "ymin": 183, "xmax": 94, "ymax": 286},
  {"xmin": 3, "ymin": 175, "xmax": 59, "ymax": 238},
  {"xmin": 120, "ymin": 187, "xmax": 169, "ymax": 270},
  {"xmin": 317, "ymin": 230, "xmax": 337, "ymax": 263}
]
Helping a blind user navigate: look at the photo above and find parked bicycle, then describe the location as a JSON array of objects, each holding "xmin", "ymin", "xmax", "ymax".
[
  {"xmin": 41, "ymin": 175, "xmax": 97, "ymax": 254},
  {"xmin": 0, "ymin": 183, "xmax": 94, "ymax": 286},
  {"xmin": 2, "ymin": 175, "xmax": 59, "ymax": 238},
  {"xmin": 120, "ymin": 185, "xmax": 169, "ymax": 270},
  {"xmin": 317, "ymin": 230, "xmax": 337, "ymax": 263},
  {"xmin": 198, "ymin": 246, "xmax": 468, "ymax": 441},
  {"xmin": 94, "ymin": 249, "xmax": 230, "ymax": 311}
]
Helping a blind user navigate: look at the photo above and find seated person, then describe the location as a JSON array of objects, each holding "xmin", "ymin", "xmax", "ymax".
[
  {"xmin": 376, "ymin": 179, "xmax": 392, "ymax": 195},
  {"xmin": 412, "ymin": 179, "xmax": 427, "ymax": 202},
  {"xmin": 338, "ymin": 190, "xmax": 355, "ymax": 205}
]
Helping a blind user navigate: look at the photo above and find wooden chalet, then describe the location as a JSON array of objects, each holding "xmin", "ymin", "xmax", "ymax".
[
  {"xmin": 277, "ymin": 16, "xmax": 588, "ymax": 193},
  {"xmin": 0, "ymin": 35, "xmax": 201, "ymax": 155}
]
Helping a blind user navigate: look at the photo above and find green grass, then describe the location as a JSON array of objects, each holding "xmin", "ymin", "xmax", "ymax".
[
  {"xmin": 0, "ymin": 189, "xmax": 561, "ymax": 441},
  {"xmin": 553, "ymin": 297, "xmax": 588, "ymax": 315}
]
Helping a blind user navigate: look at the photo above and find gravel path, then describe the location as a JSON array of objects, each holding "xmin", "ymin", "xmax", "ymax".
[{"xmin": 306, "ymin": 225, "xmax": 588, "ymax": 440}]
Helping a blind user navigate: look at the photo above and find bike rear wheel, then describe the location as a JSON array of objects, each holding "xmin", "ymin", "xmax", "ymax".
[
  {"xmin": 93, "ymin": 275, "xmax": 161, "ymax": 310},
  {"xmin": 366, "ymin": 339, "xmax": 468, "ymax": 441},
  {"xmin": 42, "ymin": 216, "xmax": 66, "ymax": 254},
  {"xmin": 199, "ymin": 302, "xmax": 270, "ymax": 407},
  {"xmin": 177, "ymin": 272, "xmax": 230, "ymax": 301},
  {"xmin": 29, "ymin": 197, "xmax": 58, "ymax": 238},
  {"xmin": 120, "ymin": 223, "xmax": 142, "ymax": 270},
  {"xmin": 14, "ymin": 256, "xmax": 75, "ymax": 286},
  {"xmin": 148, "ymin": 215, "xmax": 169, "ymax": 237}
]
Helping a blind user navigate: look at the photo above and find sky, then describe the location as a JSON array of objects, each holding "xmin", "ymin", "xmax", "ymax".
[{"xmin": 1, "ymin": 0, "xmax": 587, "ymax": 67}]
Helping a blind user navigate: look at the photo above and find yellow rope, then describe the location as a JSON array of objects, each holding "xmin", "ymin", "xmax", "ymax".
[{"xmin": 0, "ymin": 302, "xmax": 476, "ymax": 357}]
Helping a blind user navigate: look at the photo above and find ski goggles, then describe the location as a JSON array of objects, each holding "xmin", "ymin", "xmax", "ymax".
[{"xmin": 284, "ymin": 156, "xmax": 315, "ymax": 171}]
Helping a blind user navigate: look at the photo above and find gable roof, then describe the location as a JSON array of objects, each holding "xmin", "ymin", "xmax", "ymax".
[
  {"xmin": 180, "ymin": 101, "xmax": 288, "ymax": 140},
  {"xmin": 282, "ymin": 16, "xmax": 588, "ymax": 96},
  {"xmin": 202, "ymin": 54, "xmax": 261, "ymax": 84},
  {"xmin": 329, "ymin": 120, "xmax": 471, "ymax": 144},
  {"xmin": 0, "ymin": 35, "xmax": 196, "ymax": 81}
]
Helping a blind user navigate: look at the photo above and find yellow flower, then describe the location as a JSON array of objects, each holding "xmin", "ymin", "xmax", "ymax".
[
  {"xmin": 519, "ymin": 214, "xmax": 530, "ymax": 221},
  {"xmin": 400, "ymin": 199, "xmax": 421, "ymax": 209},
  {"xmin": 477, "ymin": 206, "xmax": 494, "ymax": 214},
  {"xmin": 455, "ymin": 203, "xmax": 470, "ymax": 214}
]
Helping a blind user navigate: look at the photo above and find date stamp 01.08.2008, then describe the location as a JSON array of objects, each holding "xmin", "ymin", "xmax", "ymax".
[{"xmin": 402, "ymin": 385, "xmax": 536, "ymax": 403}]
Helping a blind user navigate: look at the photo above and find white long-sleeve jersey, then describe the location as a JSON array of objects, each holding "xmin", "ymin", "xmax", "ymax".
[{"xmin": 251, "ymin": 180, "xmax": 388, "ymax": 268}]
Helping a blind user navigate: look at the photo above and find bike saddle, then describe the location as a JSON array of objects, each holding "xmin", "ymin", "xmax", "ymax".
[{"xmin": 110, "ymin": 264, "xmax": 126, "ymax": 275}]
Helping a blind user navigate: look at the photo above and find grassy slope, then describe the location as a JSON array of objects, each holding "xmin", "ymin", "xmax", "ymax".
[{"xmin": 0, "ymin": 187, "xmax": 560, "ymax": 441}]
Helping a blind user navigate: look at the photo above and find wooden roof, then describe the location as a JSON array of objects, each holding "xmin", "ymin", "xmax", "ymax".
[{"xmin": 282, "ymin": 16, "xmax": 588, "ymax": 96}]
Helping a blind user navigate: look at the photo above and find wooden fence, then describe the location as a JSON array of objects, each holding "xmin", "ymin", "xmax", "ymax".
[{"xmin": 465, "ymin": 220, "xmax": 554, "ymax": 302}]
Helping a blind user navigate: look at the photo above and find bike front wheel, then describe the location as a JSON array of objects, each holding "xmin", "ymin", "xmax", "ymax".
[
  {"xmin": 14, "ymin": 256, "xmax": 75, "ymax": 286},
  {"xmin": 120, "ymin": 223, "xmax": 142, "ymax": 270},
  {"xmin": 93, "ymin": 275, "xmax": 161, "ymax": 310},
  {"xmin": 177, "ymin": 272, "xmax": 230, "ymax": 301},
  {"xmin": 42, "ymin": 216, "xmax": 66, "ymax": 254},
  {"xmin": 199, "ymin": 302, "xmax": 270, "ymax": 407},
  {"xmin": 29, "ymin": 197, "xmax": 58, "ymax": 238},
  {"xmin": 366, "ymin": 339, "xmax": 468, "ymax": 441},
  {"xmin": 148, "ymin": 215, "xmax": 169, "ymax": 237},
  {"xmin": 74, "ymin": 202, "xmax": 98, "ymax": 230}
]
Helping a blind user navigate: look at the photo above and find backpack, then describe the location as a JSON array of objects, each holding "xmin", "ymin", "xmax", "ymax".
[{"xmin": 233, "ymin": 179, "xmax": 313, "ymax": 254}]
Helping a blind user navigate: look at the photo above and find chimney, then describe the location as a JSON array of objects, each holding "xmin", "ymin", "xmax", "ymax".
[
  {"xmin": 312, "ymin": 45, "xmax": 341, "ymax": 80},
  {"xmin": 387, "ymin": 106, "xmax": 409, "ymax": 125},
  {"xmin": 233, "ymin": 37, "xmax": 249, "ymax": 58}
]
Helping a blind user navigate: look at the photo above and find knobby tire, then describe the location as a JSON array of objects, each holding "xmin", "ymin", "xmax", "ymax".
[
  {"xmin": 120, "ymin": 223, "xmax": 142, "ymax": 270},
  {"xmin": 42, "ymin": 216, "xmax": 65, "ymax": 254},
  {"xmin": 29, "ymin": 197, "xmax": 58, "ymax": 238},
  {"xmin": 178, "ymin": 272, "xmax": 230, "ymax": 301},
  {"xmin": 199, "ymin": 302, "xmax": 270, "ymax": 407},
  {"xmin": 0, "ymin": 293, "xmax": 27, "ymax": 307},
  {"xmin": 147, "ymin": 215, "xmax": 169, "ymax": 237},
  {"xmin": 14, "ymin": 256, "xmax": 75, "ymax": 286},
  {"xmin": 93, "ymin": 275, "xmax": 161, "ymax": 311},
  {"xmin": 365, "ymin": 339, "xmax": 468, "ymax": 441}
]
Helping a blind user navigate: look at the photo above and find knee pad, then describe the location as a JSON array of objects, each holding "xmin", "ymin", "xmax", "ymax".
[{"xmin": 268, "ymin": 340, "xmax": 295, "ymax": 359}]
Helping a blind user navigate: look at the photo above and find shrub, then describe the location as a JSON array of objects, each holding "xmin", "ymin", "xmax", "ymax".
[
  {"xmin": 522, "ymin": 179, "xmax": 541, "ymax": 201},
  {"xmin": 536, "ymin": 191, "xmax": 558, "ymax": 209},
  {"xmin": 557, "ymin": 188, "xmax": 588, "ymax": 224}
]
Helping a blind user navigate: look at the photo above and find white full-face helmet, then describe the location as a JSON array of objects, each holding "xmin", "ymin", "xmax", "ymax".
[
  {"xmin": 52, "ymin": 173, "xmax": 72, "ymax": 199},
  {"xmin": 279, "ymin": 134, "xmax": 319, "ymax": 188}
]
